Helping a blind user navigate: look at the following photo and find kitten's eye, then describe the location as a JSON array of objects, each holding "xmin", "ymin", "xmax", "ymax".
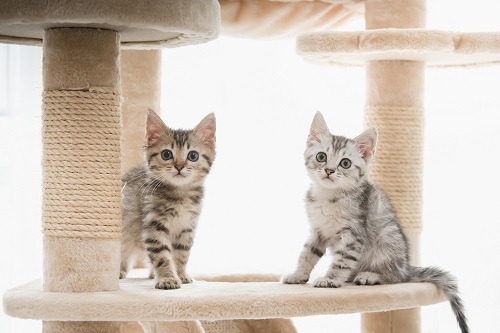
[
  {"xmin": 316, "ymin": 152, "xmax": 327, "ymax": 163},
  {"xmin": 187, "ymin": 150, "xmax": 199, "ymax": 162},
  {"xmin": 161, "ymin": 149, "xmax": 173, "ymax": 160},
  {"xmin": 340, "ymin": 158, "xmax": 352, "ymax": 169}
]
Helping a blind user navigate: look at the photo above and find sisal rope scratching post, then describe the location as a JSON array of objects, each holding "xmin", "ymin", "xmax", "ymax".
[
  {"xmin": 42, "ymin": 28, "xmax": 122, "ymax": 333},
  {"xmin": 362, "ymin": 0, "xmax": 425, "ymax": 332}
]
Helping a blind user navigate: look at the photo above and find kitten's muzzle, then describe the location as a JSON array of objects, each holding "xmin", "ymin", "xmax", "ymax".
[{"xmin": 324, "ymin": 168, "xmax": 335, "ymax": 176}]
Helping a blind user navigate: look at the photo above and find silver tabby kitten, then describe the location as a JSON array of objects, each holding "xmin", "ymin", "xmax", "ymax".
[
  {"xmin": 121, "ymin": 110, "xmax": 216, "ymax": 290},
  {"xmin": 283, "ymin": 112, "xmax": 468, "ymax": 333}
]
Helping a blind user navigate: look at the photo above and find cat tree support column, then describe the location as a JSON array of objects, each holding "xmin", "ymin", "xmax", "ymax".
[
  {"xmin": 42, "ymin": 28, "xmax": 122, "ymax": 333},
  {"xmin": 120, "ymin": 50, "xmax": 161, "ymax": 176},
  {"xmin": 362, "ymin": 0, "xmax": 426, "ymax": 332}
]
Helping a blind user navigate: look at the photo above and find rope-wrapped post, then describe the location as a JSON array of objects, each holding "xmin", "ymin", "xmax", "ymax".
[
  {"xmin": 42, "ymin": 28, "xmax": 122, "ymax": 333},
  {"xmin": 362, "ymin": 0, "xmax": 426, "ymax": 333}
]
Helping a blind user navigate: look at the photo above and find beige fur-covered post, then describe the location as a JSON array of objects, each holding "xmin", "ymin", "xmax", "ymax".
[
  {"xmin": 120, "ymin": 50, "xmax": 162, "ymax": 176},
  {"xmin": 42, "ymin": 28, "xmax": 122, "ymax": 333},
  {"xmin": 362, "ymin": 0, "xmax": 426, "ymax": 332}
]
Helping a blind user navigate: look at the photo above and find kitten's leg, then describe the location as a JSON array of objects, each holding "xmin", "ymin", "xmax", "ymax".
[
  {"xmin": 353, "ymin": 271, "xmax": 383, "ymax": 285},
  {"xmin": 143, "ymin": 222, "xmax": 181, "ymax": 290},
  {"xmin": 314, "ymin": 238, "xmax": 362, "ymax": 288},
  {"xmin": 282, "ymin": 233, "xmax": 326, "ymax": 284},
  {"xmin": 120, "ymin": 243, "xmax": 133, "ymax": 279},
  {"xmin": 172, "ymin": 229, "xmax": 194, "ymax": 284},
  {"xmin": 120, "ymin": 258, "xmax": 129, "ymax": 279}
]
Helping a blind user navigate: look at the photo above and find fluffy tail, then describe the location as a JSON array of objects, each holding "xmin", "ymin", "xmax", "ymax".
[{"xmin": 409, "ymin": 266, "xmax": 469, "ymax": 333}]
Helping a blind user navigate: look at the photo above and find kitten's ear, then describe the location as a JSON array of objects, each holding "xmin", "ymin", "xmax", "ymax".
[
  {"xmin": 193, "ymin": 113, "xmax": 216, "ymax": 149},
  {"xmin": 308, "ymin": 111, "xmax": 330, "ymax": 146},
  {"xmin": 354, "ymin": 127, "xmax": 378, "ymax": 162},
  {"xmin": 146, "ymin": 109, "xmax": 168, "ymax": 147}
]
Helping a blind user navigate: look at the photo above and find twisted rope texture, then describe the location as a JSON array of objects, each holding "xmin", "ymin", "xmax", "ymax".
[
  {"xmin": 365, "ymin": 106, "xmax": 424, "ymax": 231},
  {"xmin": 42, "ymin": 88, "xmax": 121, "ymax": 239}
]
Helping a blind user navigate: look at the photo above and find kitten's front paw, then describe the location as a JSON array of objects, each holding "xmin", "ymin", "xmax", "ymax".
[
  {"xmin": 282, "ymin": 273, "xmax": 309, "ymax": 284},
  {"xmin": 354, "ymin": 272, "xmax": 382, "ymax": 286},
  {"xmin": 155, "ymin": 277, "xmax": 181, "ymax": 290},
  {"xmin": 119, "ymin": 271, "xmax": 127, "ymax": 279},
  {"xmin": 313, "ymin": 277, "xmax": 343, "ymax": 288},
  {"xmin": 178, "ymin": 273, "xmax": 193, "ymax": 284}
]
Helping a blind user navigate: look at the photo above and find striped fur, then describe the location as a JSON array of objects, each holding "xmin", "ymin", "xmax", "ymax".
[
  {"xmin": 283, "ymin": 112, "xmax": 469, "ymax": 333},
  {"xmin": 121, "ymin": 111, "xmax": 215, "ymax": 289}
]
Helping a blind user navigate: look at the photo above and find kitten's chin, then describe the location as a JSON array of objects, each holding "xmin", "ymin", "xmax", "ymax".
[
  {"xmin": 165, "ymin": 174, "xmax": 192, "ymax": 187},
  {"xmin": 315, "ymin": 177, "xmax": 341, "ymax": 190}
]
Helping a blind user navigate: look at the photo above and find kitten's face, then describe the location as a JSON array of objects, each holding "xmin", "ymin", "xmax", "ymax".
[
  {"xmin": 145, "ymin": 111, "xmax": 216, "ymax": 187},
  {"xmin": 305, "ymin": 112, "xmax": 377, "ymax": 191}
]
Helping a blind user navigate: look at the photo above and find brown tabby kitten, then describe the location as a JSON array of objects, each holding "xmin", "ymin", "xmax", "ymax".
[{"xmin": 120, "ymin": 110, "xmax": 216, "ymax": 289}]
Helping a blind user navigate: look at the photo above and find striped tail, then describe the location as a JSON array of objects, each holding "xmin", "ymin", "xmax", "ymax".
[{"xmin": 409, "ymin": 266, "xmax": 469, "ymax": 333}]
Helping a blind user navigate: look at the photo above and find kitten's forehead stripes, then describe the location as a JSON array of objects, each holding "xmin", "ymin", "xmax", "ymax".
[
  {"xmin": 331, "ymin": 135, "xmax": 350, "ymax": 153},
  {"xmin": 173, "ymin": 130, "xmax": 190, "ymax": 147}
]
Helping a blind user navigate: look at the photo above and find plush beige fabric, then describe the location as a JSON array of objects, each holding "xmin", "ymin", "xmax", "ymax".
[
  {"xmin": 365, "ymin": 0, "xmax": 425, "ymax": 29},
  {"xmin": 139, "ymin": 321, "xmax": 205, "ymax": 333},
  {"xmin": 0, "ymin": 0, "xmax": 220, "ymax": 48},
  {"xmin": 43, "ymin": 237, "xmax": 121, "ymax": 292},
  {"xmin": 219, "ymin": 0, "xmax": 361, "ymax": 38},
  {"xmin": 120, "ymin": 50, "xmax": 162, "ymax": 175},
  {"xmin": 43, "ymin": 321, "xmax": 121, "ymax": 333},
  {"xmin": 43, "ymin": 28, "xmax": 121, "ymax": 92},
  {"xmin": 297, "ymin": 29, "xmax": 500, "ymax": 67},
  {"xmin": 3, "ymin": 277, "xmax": 446, "ymax": 321}
]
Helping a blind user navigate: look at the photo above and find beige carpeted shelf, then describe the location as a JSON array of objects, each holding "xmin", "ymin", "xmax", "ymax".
[
  {"xmin": 297, "ymin": 29, "xmax": 500, "ymax": 67},
  {"xmin": 4, "ymin": 277, "xmax": 446, "ymax": 322}
]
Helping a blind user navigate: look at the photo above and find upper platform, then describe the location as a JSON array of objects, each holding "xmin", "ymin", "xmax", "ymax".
[
  {"xmin": 4, "ymin": 274, "xmax": 446, "ymax": 321},
  {"xmin": 0, "ymin": 0, "xmax": 220, "ymax": 48},
  {"xmin": 297, "ymin": 29, "xmax": 500, "ymax": 67}
]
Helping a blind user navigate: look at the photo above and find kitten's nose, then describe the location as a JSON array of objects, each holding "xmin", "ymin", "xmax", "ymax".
[
  {"xmin": 174, "ymin": 165, "xmax": 184, "ymax": 172},
  {"xmin": 325, "ymin": 168, "xmax": 334, "ymax": 176}
]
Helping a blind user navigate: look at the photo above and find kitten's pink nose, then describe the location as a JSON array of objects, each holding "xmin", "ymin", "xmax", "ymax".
[
  {"xmin": 325, "ymin": 168, "xmax": 334, "ymax": 176},
  {"xmin": 174, "ymin": 165, "xmax": 184, "ymax": 172}
]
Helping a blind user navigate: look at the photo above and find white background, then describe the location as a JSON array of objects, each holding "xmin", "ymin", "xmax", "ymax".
[{"xmin": 1, "ymin": 1, "xmax": 500, "ymax": 332}]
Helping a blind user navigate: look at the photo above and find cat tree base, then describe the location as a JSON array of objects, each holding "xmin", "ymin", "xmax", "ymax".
[{"xmin": 4, "ymin": 274, "xmax": 446, "ymax": 322}]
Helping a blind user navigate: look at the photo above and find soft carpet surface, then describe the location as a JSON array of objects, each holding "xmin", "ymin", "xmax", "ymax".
[{"xmin": 4, "ymin": 276, "xmax": 446, "ymax": 321}]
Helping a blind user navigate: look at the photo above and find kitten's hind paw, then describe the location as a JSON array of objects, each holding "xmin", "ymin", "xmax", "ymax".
[
  {"xmin": 178, "ymin": 274, "xmax": 193, "ymax": 284},
  {"xmin": 353, "ymin": 272, "xmax": 382, "ymax": 286},
  {"xmin": 313, "ymin": 277, "xmax": 343, "ymax": 288},
  {"xmin": 155, "ymin": 277, "xmax": 181, "ymax": 290},
  {"xmin": 282, "ymin": 273, "xmax": 309, "ymax": 284}
]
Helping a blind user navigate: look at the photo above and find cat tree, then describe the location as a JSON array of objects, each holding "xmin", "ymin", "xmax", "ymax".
[{"xmin": 3, "ymin": 0, "xmax": 500, "ymax": 332}]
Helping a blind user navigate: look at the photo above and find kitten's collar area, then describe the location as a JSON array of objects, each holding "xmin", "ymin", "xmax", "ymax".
[
  {"xmin": 311, "ymin": 182, "xmax": 365, "ymax": 202},
  {"xmin": 310, "ymin": 186, "xmax": 342, "ymax": 203},
  {"xmin": 145, "ymin": 172, "xmax": 203, "ymax": 192}
]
